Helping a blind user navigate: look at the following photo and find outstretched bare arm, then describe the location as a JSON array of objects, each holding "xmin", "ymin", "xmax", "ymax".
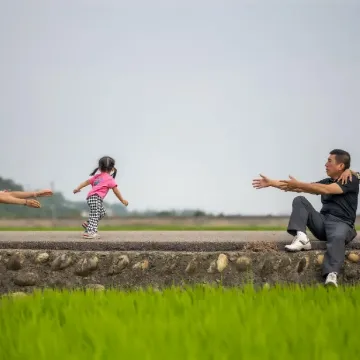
[
  {"xmin": 73, "ymin": 180, "xmax": 91, "ymax": 193},
  {"xmin": 253, "ymin": 175, "xmax": 309, "ymax": 193},
  {"xmin": 279, "ymin": 179, "xmax": 344, "ymax": 195},
  {"xmin": 5, "ymin": 189, "xmax": 53, "ymax": 199},
  {"xmin": 0, "ymin": 193, "xmax": 41, "ymax": 207}
]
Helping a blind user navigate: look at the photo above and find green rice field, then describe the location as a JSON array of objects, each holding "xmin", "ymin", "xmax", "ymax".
[{"xmin": 1, "ymin": 285, "xmax": 359, "ymax": 359}]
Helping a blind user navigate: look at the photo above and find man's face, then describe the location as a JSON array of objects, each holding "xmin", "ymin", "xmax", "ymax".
[{"xmin": 325, "ymin": 154, "xmax": 344, "ymax": 177}]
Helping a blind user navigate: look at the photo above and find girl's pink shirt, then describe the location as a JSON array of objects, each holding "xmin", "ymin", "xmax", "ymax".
[{"xmin": 87, "ymin": 173, "xmax": 117, "ymax": 199}]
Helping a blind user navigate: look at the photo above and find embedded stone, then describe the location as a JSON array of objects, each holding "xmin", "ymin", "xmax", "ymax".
[
  {"xmin": 108, "ymin": 255, "xmax": 130, "ymax": 275},
  {"xmin": 297, "ymin": 256, "xmax": 309, "ymax": 274},
  {"xmin": 261, "ymin": 258, "xmax": 276, "ymax": 275},
  {"xmin": 235, "ymin": 256, "xmax": 252, "ymax": 272},
  {"xmin": 133, "ymin": 259, "xmax": 149, "ymax": 271},
  {"xmin": 216, "ymin": 254, "xmax": 229, "ymax": 273},
  {"xmin": 13, "ymin": 272, "xmax": 38, "ymax": 286},
  {"xmin": 51, "ymin": 254, "xmax": 73, "ymax": 271},
  {"xmin": 185, "ymin": 258, "xmax": 198, "ymax": 274},
  {"xmin": 316, "ymin": 254, "xmax": 324, "ymax": 265},
  {"xmin": 207, "ymin": 260, "xmax": 217, "ymax": 274},
  {"xmin": 348, "ymin": 253, "xmax": 360, "ymax": 263},
  {"xmin": 74, "ymin": 256, "xmax": 99, "ymax": 276},
  {"xmin": 235, "ymin": 256, "xmax": 251, "ymax": 272},
  {"xmin": 278, "ymin": 256, "xmax": 291, "ymax": 269},
  {"xmin": 6, "ymin": 252, "xmax": 25, "ymax": 271},
  {"xmin": 35, "ymin": 252, "xmax": 49, "ymax": 264}
]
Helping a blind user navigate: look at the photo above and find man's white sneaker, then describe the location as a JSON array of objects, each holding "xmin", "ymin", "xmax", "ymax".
[
  {"xmin": 325, "ymin": 272, "xmax": 338, "ymax": 288},
  {"xmin": 285, "ymin": 235, "xmax": 311, "ymax": 252}
]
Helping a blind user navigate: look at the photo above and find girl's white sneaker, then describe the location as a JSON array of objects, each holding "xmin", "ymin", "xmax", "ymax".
[{"xmin": 82, "ymin": 232, "xmax": 97, "ymax": 239}]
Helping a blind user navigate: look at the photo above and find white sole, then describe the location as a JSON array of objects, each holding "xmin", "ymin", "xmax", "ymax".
[
  {"xmin": 325, "ymin": 282, "xmax": 337, "ymax": 288},
  {"xmin": 285, "ymin": 245, "xmax": 311, "ymax": 252},
  {"xmin": 82, "ymin": 233, "xmax": 100, "ymax": 239}
]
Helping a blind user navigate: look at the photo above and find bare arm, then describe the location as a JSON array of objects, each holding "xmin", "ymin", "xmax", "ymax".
[
  {"xmin": 269, "ymin": 181, "xmax": 315, "ymax": 194},
  {"xmin": 8, "ymin": 189, "xmax": 53, "ymax": 198},
  {"xmin": 252, "ymin": 175, "xmax": 316, "ymax": 193},
  {"xmin": 0, "ymin": 193, "xmax": 40, "ymax": 208},
  {"xmin": 112, "ymin": 187, "xmax": 128, "ymax": 206},
  {"xmin": 292, "ymin": 182, "xmax": 343, "ymax": 195},
  {"xmin": 284, "ymin": 188, "xmax": 303, "ymax": 193},
  {"xmin": 0, "ymin": 193, "xmax": 27, "ymax": 205},
  {"xmin": 268, "ymin": 180, "xmax": 283, "ymax": 189},
  {"xmin": 7, "ymin": 191, "xmax": 36, "ymax": 199},
  {"xmin": 74, "ymin": 180, "xmax": 91, "ymax": 193}
]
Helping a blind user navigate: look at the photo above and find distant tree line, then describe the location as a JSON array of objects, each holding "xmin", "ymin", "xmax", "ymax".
[{"xmin": 0, "ymin": 176, "xmax": 225, "ymax": 218}]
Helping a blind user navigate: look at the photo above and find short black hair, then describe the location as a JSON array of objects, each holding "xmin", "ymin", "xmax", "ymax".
[
  {"xmin": 329, "ymin": 149, "xmax": 351, "ymax": 170},
  {"xmin": 90, "ymin": 156, "xmax": 117, "ymax": 178}
]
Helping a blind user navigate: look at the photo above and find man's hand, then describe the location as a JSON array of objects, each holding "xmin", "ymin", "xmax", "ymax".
[
  {"xmin": 122, "ymin": 199, "xmax": 129, "ymax": 206},
  {"xmin": 252, "ymin": 174, "xmax": 272, "ymax": 189},
  {"xmin": 279, "ymin": 175, "xmax": 299, "ymax": 191},
  {"xmin": 73, "ymin": 189, "xmax": 80, "ymax": 194},
  {"xmin": 338, "ymin": 169, "xmax": 352, "ymax": 185}
]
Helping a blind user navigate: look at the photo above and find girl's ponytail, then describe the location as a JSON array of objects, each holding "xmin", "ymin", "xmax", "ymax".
[
  {"xmin": 90, "ymin": 167, "xmax": 98, "ymax": 176},
  {"xmin": 112, "ymin": 167, "xmax": 117, "ymax": 179}
]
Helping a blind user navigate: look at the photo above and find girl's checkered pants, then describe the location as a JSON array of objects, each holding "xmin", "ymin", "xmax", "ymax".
[{"xmin": 86, "ymin": 194, "xmax": 106, "ymax": 233}]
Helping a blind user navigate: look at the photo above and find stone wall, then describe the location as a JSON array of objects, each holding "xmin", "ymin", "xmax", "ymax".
[{"xmin": 1, "ymin": 249, "xmax": 360, "ymax": 294}]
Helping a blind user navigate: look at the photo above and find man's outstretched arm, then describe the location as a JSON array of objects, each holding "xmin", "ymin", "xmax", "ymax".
[
  {"xmin": 279, "ymin": 178, "xmax": 347, "ymax": 195},
  {"xmin": 253, "ymin": 175, "xmax": 318, "ymax": 194},
  {"xmin": 252, "ymin": 175, "xmax": 285, "ymax": 190},
  {"xmin": 268, "ymin": 182, "xmax": 313, "ymax": 193}
]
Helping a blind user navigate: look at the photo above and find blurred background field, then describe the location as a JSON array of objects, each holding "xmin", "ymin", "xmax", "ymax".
[
  {"xmin": 0, "ymin": 216, "xmax": 360, "ymax": 230},
  {"xmin": 1, "ymin": 176, "xmax": 360, "ymax": 230}
]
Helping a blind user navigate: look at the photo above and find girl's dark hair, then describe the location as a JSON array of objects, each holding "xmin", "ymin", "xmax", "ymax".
[{"xmin": 90, "ymin": 156, "xmax": 117, "ymax": 178}]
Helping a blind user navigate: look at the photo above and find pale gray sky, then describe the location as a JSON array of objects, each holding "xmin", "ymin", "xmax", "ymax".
[{"xmin": 1, "ymin": 0, "xmax": 360, "ymax": 215}]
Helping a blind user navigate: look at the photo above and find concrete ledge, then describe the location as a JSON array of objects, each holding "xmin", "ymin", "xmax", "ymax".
[
  {"xmin": 0, "ymin": 231, "xmax": 360, "ymax": 251},
  {"xmin": 1, "ymin": 232, "xmax": 360, "ymax": 294}
]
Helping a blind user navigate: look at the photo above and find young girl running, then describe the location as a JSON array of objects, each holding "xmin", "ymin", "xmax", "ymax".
[{"xmin": 73, "ymin": 156, "xmax": 128, "ymax": 238}]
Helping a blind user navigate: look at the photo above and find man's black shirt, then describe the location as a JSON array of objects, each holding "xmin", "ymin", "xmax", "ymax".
[{"xmin": 316, "ymin": 174, "xmax": 359, "ymax": 226}]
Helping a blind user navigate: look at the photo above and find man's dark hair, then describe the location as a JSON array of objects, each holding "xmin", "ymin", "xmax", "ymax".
[{"xmin": 330, "ymin": 149, "xmax": 351, "ymax": 170}]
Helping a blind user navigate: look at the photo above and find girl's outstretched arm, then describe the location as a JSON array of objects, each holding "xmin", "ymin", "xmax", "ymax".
[
  {"xmin": 112, "ymin": 187, "xmax": 128, "ymax": 206},
  {"xmin": 73, "ymin": 180, "xmax": 91, "ymax": 194},
  {"xmin": 0, "ymin": 193, "xmax": 41, "ymax": 207}
]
